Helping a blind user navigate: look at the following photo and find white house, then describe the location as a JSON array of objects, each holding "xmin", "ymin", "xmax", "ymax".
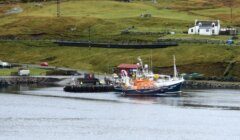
[
  {"xmin": 188, "ymin": 20, "xmax": 221, "ymax": 35},
  {"xmin": 0, "ymin": 60, "xmax": 11, "ymax": 68}
]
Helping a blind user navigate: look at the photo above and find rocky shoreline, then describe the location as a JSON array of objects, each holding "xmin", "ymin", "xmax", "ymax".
[
  {"xmin": 0, "ymin": 76, "xmax": 63, "ymax": 87},
  {"xmin": 183, "ymin": 80, "xmax": 240, "ymax": 89},
  {"xmin": 1, "ymin": 77, "xmax": 240, "ymax": 90}
]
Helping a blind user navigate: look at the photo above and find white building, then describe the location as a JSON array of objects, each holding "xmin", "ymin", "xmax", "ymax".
[
  {"xmin": 188, "ymin": 20, "xmax": 221, "ymax": 35},
  {"xmin": 0, "ymin": 60, "xmax": 11, "ymax": 68}
]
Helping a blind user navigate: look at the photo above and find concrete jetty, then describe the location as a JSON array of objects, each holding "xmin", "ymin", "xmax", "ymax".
[{"xmin": 0, "ymin": 76, "xmax": 72, "ymax": 87}]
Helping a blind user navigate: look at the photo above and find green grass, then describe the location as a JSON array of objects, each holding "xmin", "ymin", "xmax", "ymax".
[
  {"xmin": 0, "ymin": 67, "xmax": 49, "ymax": 76},
  {"xmin": 163, "ymin": 34, "xmax": 231, "ymax": 40},
  {"xmin": 0, "ymin": 68, "xmax": 16, "ymax": 76},
  {"xmin": 190, "ymin": 7, "xmax": 240, "ymax": 25},
  {"xmin": 0, "ymin": 41, "xmax": 240, "ymax": 73},
  {"xmin": 1, "ymin": 0, "xmax": 239, "ymax": 41},
  {"xmin": 0, "ymin": 0, "xmax": 239, "ymax": 45},
  {"xmin": 22, "ymin": 1, "xmax": 203, "ymax": 21}
]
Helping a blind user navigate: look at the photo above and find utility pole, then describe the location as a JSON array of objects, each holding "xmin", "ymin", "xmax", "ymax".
[
  {"xmin": 88, "ymin": 26, "xmax": 91, "ymax": 49},
  {"xmin": 152, "ymin": 0, "xmax": 157, "ymax": 4},
  {"xmin": 57, "ymin": 0, "xmax": 61, "ymax": 17},
  {"xmin": 226, "ymin": 0, "xmax": 233, "ymax": 25},
  {"xmin": 230, "ymin": 5, "xmax": 233, "ymax": 24}
]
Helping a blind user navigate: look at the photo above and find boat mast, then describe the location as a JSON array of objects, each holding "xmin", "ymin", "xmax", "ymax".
[
  {"xmin": 137, "ymin": 56, "xmax": 145, "ymax": 77},
  {"xmin": 173, "ymin": 55, "xmax": 178, "ymax": 78},
  {"xmin": 137, "ymin": 56, "xmax": 144, "ymax": 70},
  {"xmin": 150, "ymin": 49, "xmax": 153, "ymax": 71}
]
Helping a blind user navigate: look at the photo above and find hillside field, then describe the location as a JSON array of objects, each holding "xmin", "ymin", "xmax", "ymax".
[{"xmin": 0, "ymin": 0, "xmax": 240, "ymax": 77}]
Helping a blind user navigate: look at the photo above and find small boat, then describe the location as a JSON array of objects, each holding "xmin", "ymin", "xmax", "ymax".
[
  {"xmin": 64, "ymin": 73, "xmax": 115, "ymax": 93},
  {"xmin": 114, "ymin": 56, "xmax": 184, "ymax": 96}
]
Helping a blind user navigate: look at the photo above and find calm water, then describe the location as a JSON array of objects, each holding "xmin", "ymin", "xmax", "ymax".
[{"xmin": 0, "ymin": 85, "xmax": 240, "ymax": 140}]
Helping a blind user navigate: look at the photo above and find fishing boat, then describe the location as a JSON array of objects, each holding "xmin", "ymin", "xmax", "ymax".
[{"xmin": 114, "ymin": 56, "xmax": 184, "ymax": 96}]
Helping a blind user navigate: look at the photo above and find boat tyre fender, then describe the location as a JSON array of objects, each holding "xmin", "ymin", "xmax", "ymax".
[
  {"xmin": 160, "ymin": 88, "xmax": 164, "ymax": 93},
  {"xmin": 121, "ymin": 92, "xmax": 126, "ymax": 96}
]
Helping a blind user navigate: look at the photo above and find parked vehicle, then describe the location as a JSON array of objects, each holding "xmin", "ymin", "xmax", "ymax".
[
  {"xmin": 0, "ymin": 61, "xmax": 11, "ymax": 68},
  {"xmin": 40, "ymin": 62, "xmax": 48, "ymax": 66},
  {"xmin": 226, "ymin": 39, "xmax": 234, "ymax": 45},
  {"xmin": 18, "ymin": 69, "xmax": 30, "ymax": 76}
]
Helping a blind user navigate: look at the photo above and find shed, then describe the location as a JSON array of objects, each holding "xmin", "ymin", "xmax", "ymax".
[
  {"xmin": 117, "ymin": 64, "xmax": 140, "ymax": 69},
  {"xmin": 117, "ymin": 64, "xmax": 140, "ymax": 76}
]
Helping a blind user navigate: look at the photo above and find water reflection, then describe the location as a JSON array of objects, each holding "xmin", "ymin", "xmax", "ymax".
[
  {"xmin": 119, "ymin": 89, "xmax": 240, "ymax": 110},
  {"xmin": 0, "ymin": 84, "xmax": 55, "ymax": 93},
  {"xmin": 1, "ymin": 85, "xmax": 240, "ymax": 111}
]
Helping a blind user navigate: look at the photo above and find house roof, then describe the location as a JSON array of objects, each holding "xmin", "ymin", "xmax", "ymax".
[
  {"xmin": 196, "ymin": 20, "xmax": 219, "ymax": 27},
  {"xmin": 117, "ymin": 64, "xmax": 140, "ymax": 69}
]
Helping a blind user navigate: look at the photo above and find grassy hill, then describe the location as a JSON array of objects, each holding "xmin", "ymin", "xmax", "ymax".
[
  {"xmin": 1, "ymin": 0, "xmax": 239, "ymax": 41},
  {"xmin": 1, "ymin": 40, "xmax": 240, "ymax": 78},
  {"xmin": 0, "ymin": 0, "xmax": 240, "ymax": 78}
]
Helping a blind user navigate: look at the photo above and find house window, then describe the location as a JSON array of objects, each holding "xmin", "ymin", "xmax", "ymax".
[
  {"xmin": 198, "ymin": 29, "xmax": 200, "ymax": 33},
  {"xmin": 212, "ymin": 23, "xmax": 215, "ymax": 27},
  {"xmin": 191, "ymin": 29, "xmax": 193, "ymax": 32},
  {"xmin": 206, "ymin": 29, "xmax": 209, "ymax": 32},
  {"xmin": 198, "ymin": 22, "xmax": 202, "ymax": 27}
]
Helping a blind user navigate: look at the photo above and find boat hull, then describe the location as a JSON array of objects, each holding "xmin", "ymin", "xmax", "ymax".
[{"xmin": 121, "ymin": 82, "xmax": 183, "ymax": 96}]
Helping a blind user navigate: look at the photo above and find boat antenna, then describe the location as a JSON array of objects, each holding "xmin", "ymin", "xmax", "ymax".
[
  {"xmin": 173, "ymin": 55, "xmax": 178, "ymax": 78},
  {"xmin": 151, "ymin": 49, "xmax": 153, "ymax": 71},
  {"xmin": 137, "ymin": 56, "xmax": 144, "ymax": 70}
]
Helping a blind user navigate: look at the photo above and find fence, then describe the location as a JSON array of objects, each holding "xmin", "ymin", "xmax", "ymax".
[
  {"xmin": 158, "ymin": 38, "xmax": 240, "ymax": 45},
  {"xmin": 53, "ymin": 40, "xmax": 178, "ymax": 49}
]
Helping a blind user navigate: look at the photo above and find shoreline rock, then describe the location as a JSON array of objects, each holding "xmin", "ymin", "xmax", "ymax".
[
  {"xmin": 0, "ymin": 76, "xmax": 63, "ymax": 87},
  {"xmin": 2, "ymin": 77, "xmax": 240, "ymax": 90},
  {"xmin": 183, "ymin": 80, "xmax": 240, "ymax": 89}
]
